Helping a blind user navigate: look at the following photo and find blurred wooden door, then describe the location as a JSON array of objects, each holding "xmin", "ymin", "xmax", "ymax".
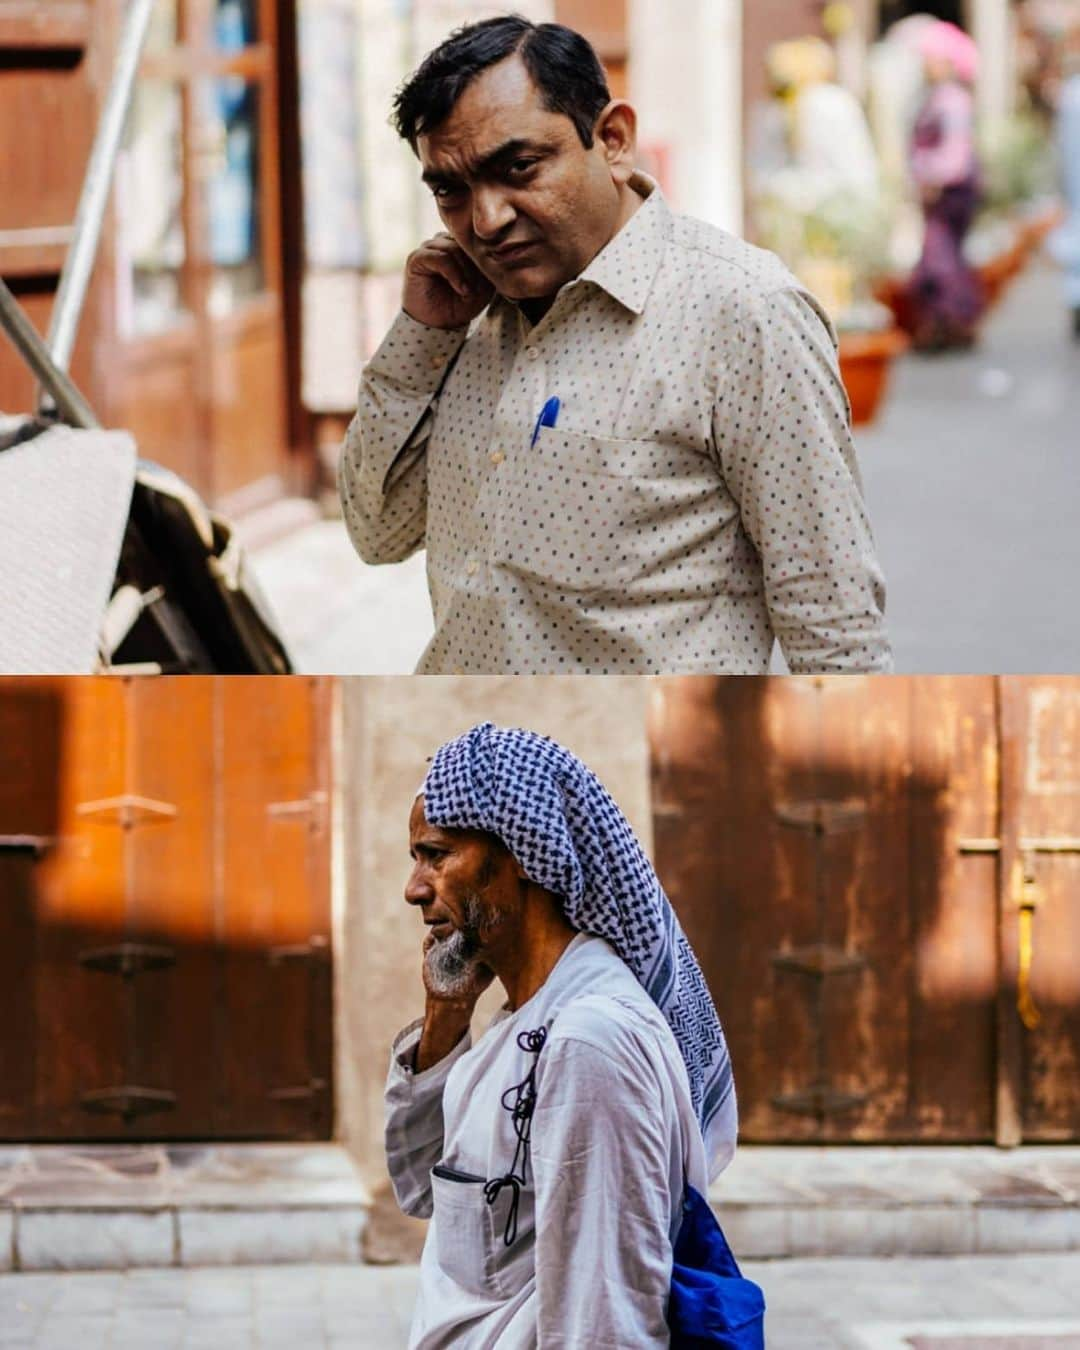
[
  {"xmin": 0, "ymin": 677, "xmax": 331, "ymax": 1141},
  {"xmin": 111, "ymin": 0, "xmax": 291, "ymax": 507},
  {"xmin": 651, "ymin": 676, "xmax": 1080, "ymax": 1144}
]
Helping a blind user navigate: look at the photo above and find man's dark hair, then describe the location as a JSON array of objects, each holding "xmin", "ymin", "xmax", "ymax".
[{"xmin": 392, "ymin": 14, "xmax": 611, "ymax": 152}]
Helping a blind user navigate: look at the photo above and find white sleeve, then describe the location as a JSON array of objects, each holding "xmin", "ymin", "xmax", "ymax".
[
  {"xmin": 383, "ymin": 1017, "xmax": 472, "ymax": 1219},
  {"xmin": 530, "ymin": 1032, "xmax": 675, "ymax": 1349}
]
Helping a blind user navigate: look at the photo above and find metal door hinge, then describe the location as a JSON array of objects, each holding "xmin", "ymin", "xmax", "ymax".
[
  {"xmin": 267, "ymin": 792, "xmax": 328, "ymax": 823},
  {"xmin": 268, "ymin": 1077, "xmax": 327, "ymax": 1102},
  {"xmin": 958, "ymin": 836, "xmax": 1080, "ymax": 854},
  {"xmin": 268, "ymin": 936, "xmax": 329, "ymax": 965},
  {"xmin": 771, "ymin": 944, "xmax": 867, "ymax": 977},
  {"xmin": 0, "ymin": 834, "xmax": 53, "ymax": 857},
  {"xmin": 78, "ymin": 942, "xmax": 176, "ymax": 978},
  {"xmin": 76, "ymin": 795, "xmax": 177, "ymax": 829},
  {"xmin": 80, "ymin": 1086, "xmax": 177, "ymax": 1123},
  {"xmin": 771, "ymin": 1083, "xmax": 869, "ymax": 1117},
  {"xmin": 776, "ymin": 798, "xmax": 867, "ymax": 835}
]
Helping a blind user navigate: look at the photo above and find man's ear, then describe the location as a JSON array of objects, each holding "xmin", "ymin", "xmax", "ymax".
[{"xmin": 595, "ymin": 100, "xmax": 637, "ymax": 185}]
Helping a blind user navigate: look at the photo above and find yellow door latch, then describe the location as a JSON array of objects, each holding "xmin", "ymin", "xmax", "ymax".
[{"xmin": 1014, "ymin": 862, "xmax": 1042, "ymax": 1031}]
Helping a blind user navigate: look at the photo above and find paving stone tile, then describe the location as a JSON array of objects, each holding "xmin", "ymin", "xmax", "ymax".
[{"xmin": 33, "ymin": 1315, "xmax": 109, "ymax": 1350}]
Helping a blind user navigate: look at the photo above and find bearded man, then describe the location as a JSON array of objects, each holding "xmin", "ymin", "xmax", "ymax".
[
  {"xmin": 384, "ymin": 723, "xmax": 739, "ymax": 1348},
  {"xmin": 340, "ymin": 16, "xmax": 891, "ymax": 676}
]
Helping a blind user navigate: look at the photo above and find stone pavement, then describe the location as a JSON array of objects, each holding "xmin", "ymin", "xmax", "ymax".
[
  {"xmin": 3, "ymin": 1254, "xmax": 1080, "ymax": 1349},
  {"xmin": 857, "ymin": 255, "xmax": 1080, "ymax": 675},
  {"xmin": 247, "ymin": 252, "xmax": 1080, "ymax": 677}
]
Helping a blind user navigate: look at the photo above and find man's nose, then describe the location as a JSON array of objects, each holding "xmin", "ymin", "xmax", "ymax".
[
  {"xmin": 472, "ymin": 185, "xmax": 515, "ymax": 240},
  {"xmin": 404, "ymin": 863, "xmax": 434, "ymax": 907}
]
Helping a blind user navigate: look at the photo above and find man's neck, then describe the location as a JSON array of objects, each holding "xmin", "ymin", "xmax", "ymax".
[
  {"xmin": 490, "ymin": 890, "xmax": 577, "ymax": 1011},
  {"xmin": 513, "ymin": 180, "xmax": 646, "ymax": 328}
]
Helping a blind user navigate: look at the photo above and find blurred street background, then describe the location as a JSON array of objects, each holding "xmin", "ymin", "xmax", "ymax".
[{"xmin": 3, "ymin": 0, "xmax": 1080, "ymax": 672}]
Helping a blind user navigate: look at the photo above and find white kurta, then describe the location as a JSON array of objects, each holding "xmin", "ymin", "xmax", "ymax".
[{"xmin": 384, "ymin": 934, "xmax": 737, "ymax": 1349}]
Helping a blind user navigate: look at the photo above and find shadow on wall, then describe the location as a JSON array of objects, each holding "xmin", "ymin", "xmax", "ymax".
[
  {"xmin": 0, "ymin": 676, "xmax": 334, "ymax": 1145},
  {"xmin": 649, "ymin": 675, "xmax": 1080, "ymax": 1146}
]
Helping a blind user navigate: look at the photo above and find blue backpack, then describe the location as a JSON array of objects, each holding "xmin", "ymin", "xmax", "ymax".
[{"xmin": 667, "ymin": 1185, "xmax": 766, "ymax": 1348}]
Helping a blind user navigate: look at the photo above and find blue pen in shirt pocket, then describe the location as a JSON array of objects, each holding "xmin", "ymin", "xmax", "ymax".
[{"xmin": 530, "ymin": 396, "xmax": 561, "ymax": 447}]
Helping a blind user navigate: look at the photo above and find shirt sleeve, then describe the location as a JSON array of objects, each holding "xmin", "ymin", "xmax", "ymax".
[
  {"xmin": 383, "ymin": 1017, "xmax": 472, "ymax": 1219},
  {"xmin": 338, "ymin": 310, "xmax": 468, "ymax": 565},
  {"xmin": 717, "ymin": 284, "xmax": 893, "ymax": 673},
  {"xmin": 529, "ymin": 1032, "xmax": 675, "ymax": 1349}
]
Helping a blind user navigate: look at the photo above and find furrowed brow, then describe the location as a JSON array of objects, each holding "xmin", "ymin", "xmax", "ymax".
[{"xmin": 421, "ymin": 138, "xmax": 547, "ymax": 189}]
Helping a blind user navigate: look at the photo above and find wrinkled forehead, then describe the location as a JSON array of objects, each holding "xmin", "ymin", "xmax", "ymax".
[{"xmin": 416, "ymin": 56, "xmax": 566, "ymax": 175}]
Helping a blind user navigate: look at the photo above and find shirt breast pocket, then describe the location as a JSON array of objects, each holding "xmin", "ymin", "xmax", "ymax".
[
  {"xmin": 489, "ymin": 427, "xmax": 720, "ymax": 595},
  {"xmin": 430, "ymin": 1165, "xmax": 534, "ymax": 1299}
]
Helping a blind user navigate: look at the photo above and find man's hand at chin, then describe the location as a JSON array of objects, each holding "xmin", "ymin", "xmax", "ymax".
[
  {"xmin": 403, "ymin": 233, "xmax": 495, "ymax": 330},
  {"xmin": 415, "ymin": 930, "xmax": 495, "ymax": 1071}
]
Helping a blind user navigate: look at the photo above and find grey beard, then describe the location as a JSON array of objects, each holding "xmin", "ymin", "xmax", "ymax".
[{"xmin": 424, "ymin": 891, "xmax": 502, "ymax": 997}]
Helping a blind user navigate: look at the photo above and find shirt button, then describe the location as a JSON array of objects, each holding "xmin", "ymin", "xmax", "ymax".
[
  {"xmin": 465, "ymin": 559, "xmax": 479, "ymax": 576},
  {"xmin": 525, "ymin": 346, "xmax": 540, "ymax": 361},
  {"xmin": 430, "ymin": 353, "xmax": 445, "ymax": 370},
  {"xmin": 490, "ymin": 450, "xmax": 505, "ymax": 465},
  {"xmin": 452, "ymin": 666, "xmax": 465, "ymax": 676}
]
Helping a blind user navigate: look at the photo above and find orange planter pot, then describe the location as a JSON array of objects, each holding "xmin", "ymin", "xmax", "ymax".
[{"xmin": 838, "ymin": 327, "xmax": 910, "ymax": 426}]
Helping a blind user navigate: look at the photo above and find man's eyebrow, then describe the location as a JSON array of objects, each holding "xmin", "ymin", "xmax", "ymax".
[{"xmin": 421, "ymin": 138, "xmax": 548, "ymax": 187}]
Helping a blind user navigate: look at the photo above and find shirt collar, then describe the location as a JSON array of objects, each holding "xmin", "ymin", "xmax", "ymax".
[
  {"xmin": 489, "ymin": 171, "xmax": 670, "ymax": 324},
  {"xmin": 577, "ymin": 171, "xmax": 669, "ymax": 315}
]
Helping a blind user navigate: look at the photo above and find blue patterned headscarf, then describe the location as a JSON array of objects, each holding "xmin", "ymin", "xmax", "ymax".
[{"xmin": 422, "ymin": 722, "xmax": 734, "ymax": 1157}]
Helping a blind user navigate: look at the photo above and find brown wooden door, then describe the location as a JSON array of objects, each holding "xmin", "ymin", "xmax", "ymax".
[
  {"xmin": 110, "ymin": 0, "xmax": 290, "ymax": 508},
  {"xmin": 997, "ymin": 677, "xmax": 1080, "ymax": 1144},
  {"xmin": 650, "ymin": 676, "xmax": 1080, "ymax": 1144},
  {"xmin": 0, "ymin": 676, "xmax": 331, "ymax": 1142}
]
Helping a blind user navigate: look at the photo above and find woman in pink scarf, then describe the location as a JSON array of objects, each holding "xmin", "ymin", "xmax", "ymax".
[{"xmin": 906, "ymin": 20, "xmax": 985, "ymax": 350}]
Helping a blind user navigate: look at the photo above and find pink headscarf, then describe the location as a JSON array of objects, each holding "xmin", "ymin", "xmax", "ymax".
[{"xmin": 918, "ymin": 20, "xmax": 979, "ymax": 84}]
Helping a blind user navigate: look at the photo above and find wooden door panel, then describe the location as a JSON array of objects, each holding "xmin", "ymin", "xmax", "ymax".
[
  {"xmin": 1002, "ymin": 678, "xmax": 1080, "ymax": 1141},
  {"xmin": 209, "ymin": 305, "xmax": 288, "ymax": 504},
  {"xmin": 651, "ymin": 676, "xmax": 1002, "ymax": 1143},
  {"xmin": 0, "ymin": 676, "xmax": 332, "ymax": 1143},
  {"xmin": 125, "ymin": 678, "xmax": 219, "ymax": 1136},
  {"xmin": 0, "ymin": 679, "xmax": 133, "ymax": 1139},
  {"xmin": 907, "ymin": 678, "xmax": 999, "ymax": 1140},
  {"xmin": 115, "ymin": 330, "xmax": 209, "ymax": 494},
  {"xmin": 218, "ymin": 677, "xmax": 332, "ymax": 1138}
]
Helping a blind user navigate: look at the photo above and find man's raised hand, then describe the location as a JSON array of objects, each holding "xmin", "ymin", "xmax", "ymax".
[{"xmin": 402, "ymin": 233, "xmax": 495, "ymax": 330}]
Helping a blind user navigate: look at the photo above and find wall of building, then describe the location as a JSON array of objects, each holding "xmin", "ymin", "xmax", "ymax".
[
  {"xmin": 333, "ymin": 675, "xmax": 653, "ymax": 1249},
  {"xmin": 628, "ymin": 0, "xmax": 744, "ymax": 232}
]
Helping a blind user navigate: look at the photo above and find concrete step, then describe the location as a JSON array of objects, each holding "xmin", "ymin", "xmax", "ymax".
[
  {"xmin": 0, "ymin": 1145, "xmax": 370, "ymax": 1272},
  {"xmin": 4, "ymin": 1143, "xmax": 1079, "ymax": 1272},
  {"xmin": 711, "ymin": 1146, "xmax": 1080, "ymax": 1261}
]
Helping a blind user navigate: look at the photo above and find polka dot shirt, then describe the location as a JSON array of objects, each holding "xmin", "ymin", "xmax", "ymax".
[{"xmin": 339, "ymin": 174, "xmax": 892, "ymax": 674}]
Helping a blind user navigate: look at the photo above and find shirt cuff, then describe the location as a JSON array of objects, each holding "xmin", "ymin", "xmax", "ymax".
[
  {"xmin": 389, "ymin": 1016, "xmax": 473, "ymax": 1086},
  {"xmin": 365, "ymin": 310, "xmax": 469, "ymax": 397}
]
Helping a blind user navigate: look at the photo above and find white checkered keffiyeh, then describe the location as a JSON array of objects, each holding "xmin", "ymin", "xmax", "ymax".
[{"xmin": 422, "ymin": 722, "xmax": 734, "ymax": 1156}]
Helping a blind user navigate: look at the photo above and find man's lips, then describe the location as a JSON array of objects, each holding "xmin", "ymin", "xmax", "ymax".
[
  {"xmin": 425, "ymin": 918, "xmax": 454, "ymax": 938},
  {"xmin": 487, "ymin": 240, "xmax": 538, "ymax": 264}
]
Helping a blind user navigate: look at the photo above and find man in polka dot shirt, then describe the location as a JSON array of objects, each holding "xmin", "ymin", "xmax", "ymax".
[{"xmin": 339, "ymin": 16, "xmax": 892, "ymax": 674}]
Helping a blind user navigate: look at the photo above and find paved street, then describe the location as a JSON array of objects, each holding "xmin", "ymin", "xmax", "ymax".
[
  {"xmin": 250, "ymin": 253, "xmax": 1080, "ymax": 676},
  {"xmin": 3, "ymin": 1254, "xmax": 1080, "ymax": 1348},
  {"xmin": 858, "ymin": 255, "xmax": 1080, "ymax": 674}
]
